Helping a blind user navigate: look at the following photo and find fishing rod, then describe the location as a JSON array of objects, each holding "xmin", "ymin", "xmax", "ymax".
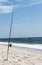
[{"xmin": 6, "ymin": 3, "xmax": 14, "ymax": 61}]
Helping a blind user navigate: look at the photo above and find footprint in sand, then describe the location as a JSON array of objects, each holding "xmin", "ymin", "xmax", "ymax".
[{"xmin": 18, "ymin": 59, "xmax": 22, "ymax": 62}]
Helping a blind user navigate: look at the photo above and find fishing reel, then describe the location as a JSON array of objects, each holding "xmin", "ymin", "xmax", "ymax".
[{"xmin": 9, "ymin": 44, "xmax": 12, "ymax": 47}]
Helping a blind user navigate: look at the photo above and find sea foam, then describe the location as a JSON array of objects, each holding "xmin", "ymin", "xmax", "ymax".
[{"xmin": 0, "ymin": 42, "xmax": 42, "ymax": 50}]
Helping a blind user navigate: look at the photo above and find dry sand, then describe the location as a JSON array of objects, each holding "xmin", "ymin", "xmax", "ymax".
[{"xmin": 0, "ymin": 44, "xmax": 42, "ymax": 65}]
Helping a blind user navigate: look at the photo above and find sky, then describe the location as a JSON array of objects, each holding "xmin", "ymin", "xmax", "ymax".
[{"xmin": 0, "ymin": 0, "xmax": 42, "ymax": 38}]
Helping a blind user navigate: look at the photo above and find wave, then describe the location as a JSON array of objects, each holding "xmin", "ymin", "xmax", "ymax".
[
  {"xmin": 12, "ymin": 43, "xmax": 42, "ymax": 50},
  {"xmin": 0, "ymin": 42, "xmax": 42, "ymax": 50}
]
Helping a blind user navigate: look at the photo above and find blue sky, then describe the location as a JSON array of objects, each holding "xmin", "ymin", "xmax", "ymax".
[{"xmin": 0, "ymin": 0, "xmax": 42, "ymax": 38}]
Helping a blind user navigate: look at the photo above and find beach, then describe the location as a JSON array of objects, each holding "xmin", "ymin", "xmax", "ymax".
[{"xmin": 0, "ymin": 43, "xmax": 42, "ymax": 65}]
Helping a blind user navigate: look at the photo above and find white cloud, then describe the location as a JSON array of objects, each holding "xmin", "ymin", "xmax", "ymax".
[
  {"xmin": 0, "ymin": 0, "xmax": 14, "ymax": 14},
  {"xmin": 23, "ymin": 1, "xmax": 42, "ymax": 7},
  {"xmin": 0, "ymin": 0, "xmax": 8, "ymax": 2},
  {"xmin": 15, "ymin": 0, "xmax": 42, "ymax": 8},
  {"xmin": 0, "ymin": 0, "xmax": 42, "ymax": 14},
  {"xmin": 0, "ymin": 5, "xmax": 13, "ymax": 14}
]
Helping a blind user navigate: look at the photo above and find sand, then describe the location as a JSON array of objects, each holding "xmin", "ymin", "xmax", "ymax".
[{"xmin": 0, "ymin": 44, "xmax": 42, "ymax": 65}]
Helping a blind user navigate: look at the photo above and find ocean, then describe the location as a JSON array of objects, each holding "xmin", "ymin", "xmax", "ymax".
[
  {"xmin": 0, "ymin": 37, "xmax": 42, "ymax": 44},
  {"xmin": 0, "ymin": 37, "xmax": 42, "ymax": 50}
]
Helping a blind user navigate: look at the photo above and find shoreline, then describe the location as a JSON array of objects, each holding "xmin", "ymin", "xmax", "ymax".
[
  {"xmin": 0, "ymin": 42, "xmax": 42, "ymax": 53},
  {"xmin": 0, "ymin": 44, "xmax": 42, "ymax": 53}
]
